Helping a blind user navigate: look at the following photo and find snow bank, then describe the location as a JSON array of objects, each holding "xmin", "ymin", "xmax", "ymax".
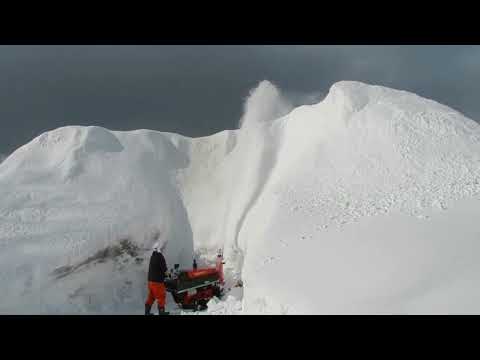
[{"xmin": 2, "ymin": 81, "xmax": 480, "ymax": 314}]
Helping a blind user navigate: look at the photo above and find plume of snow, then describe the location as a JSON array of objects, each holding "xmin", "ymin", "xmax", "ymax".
[
  {"xmin": 238, "ymin": 81, "xmax": 326, "ymax": 128},
  {"xmin": 239, "ymin": 80, "xmax": 293, "ymax": 128},
  {"xmin": 284, "ymin": 90, "xmax": 326, "ymax": 107}
]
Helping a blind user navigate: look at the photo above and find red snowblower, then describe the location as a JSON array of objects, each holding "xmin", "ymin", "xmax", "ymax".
[{"xmin": 165, "ymin": 249, "xmax": 225, "ymax": 311}]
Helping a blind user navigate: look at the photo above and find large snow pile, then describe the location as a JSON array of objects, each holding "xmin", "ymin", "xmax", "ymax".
[{"xmin": 1, "ymin": 81, "xmax": 480, "ymax": 314}]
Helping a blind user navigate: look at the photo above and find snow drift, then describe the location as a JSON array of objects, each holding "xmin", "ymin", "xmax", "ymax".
[{"xmin": 1, "ymin": 81, "xmax": 480, "ymax": 314}]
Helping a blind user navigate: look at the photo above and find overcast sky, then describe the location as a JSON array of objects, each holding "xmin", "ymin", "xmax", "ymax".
[{"xmin": 1, "ymin": 45, "xmax": 479, "ymax": 156}]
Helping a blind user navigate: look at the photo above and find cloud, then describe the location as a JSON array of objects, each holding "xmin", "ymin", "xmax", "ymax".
[{"xmin": 0, "ymin": 154, "xmax": 7, "ymax": 163}]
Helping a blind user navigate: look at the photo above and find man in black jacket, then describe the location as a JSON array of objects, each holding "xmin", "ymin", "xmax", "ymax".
[{"xmin": 145, "ymin": 242, "xmax": 168, "ymax": 315}]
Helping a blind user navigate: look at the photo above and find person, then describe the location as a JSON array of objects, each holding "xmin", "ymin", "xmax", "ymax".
[{"xmin": 145, "ymin": 241, "xmax": 168, "ymax": 315}]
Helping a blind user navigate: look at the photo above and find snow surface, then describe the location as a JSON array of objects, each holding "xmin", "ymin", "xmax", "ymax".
[{"xmin": 1, "ymin": 81, "xmax": 480, "ymax": 314}]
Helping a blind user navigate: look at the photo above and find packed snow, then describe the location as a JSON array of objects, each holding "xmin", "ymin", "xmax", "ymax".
[{"xmin": 1, "ymin": 81, "xmax": 480, "ymax": 314}]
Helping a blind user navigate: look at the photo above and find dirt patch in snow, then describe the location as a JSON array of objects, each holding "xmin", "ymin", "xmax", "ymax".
[{"xmin": 51, "ymin": 238, "xmax": 140, "ymax": 279}]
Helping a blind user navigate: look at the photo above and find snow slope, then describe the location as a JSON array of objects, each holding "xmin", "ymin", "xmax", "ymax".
[{"xmin": 1, "ymin": 81, "xmax": 480, "ymax": 314}]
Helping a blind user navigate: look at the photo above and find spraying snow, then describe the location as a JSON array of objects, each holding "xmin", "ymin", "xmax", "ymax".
[
  {"xmin": 239, "ymin": 80, "xmax": 293, "ymax": 128},
  {"xmin": 1, "ymin": 80, "xmax": 480, "ymax": 314}
]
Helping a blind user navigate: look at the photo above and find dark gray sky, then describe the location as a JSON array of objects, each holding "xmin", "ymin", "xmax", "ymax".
[{"xmin": 1, "ymin": 45, "xmax": 479, "ymax": 156}]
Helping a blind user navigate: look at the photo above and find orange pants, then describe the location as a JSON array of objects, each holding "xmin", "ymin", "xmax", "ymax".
[{"xmin": 145, "ymin": 281, "xmax": 166, "ymax": 308}]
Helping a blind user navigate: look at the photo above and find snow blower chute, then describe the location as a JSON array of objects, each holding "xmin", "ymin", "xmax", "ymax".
[{"xmin": 165, "ymin": 249, "xmax": 225, "ymax": 311}]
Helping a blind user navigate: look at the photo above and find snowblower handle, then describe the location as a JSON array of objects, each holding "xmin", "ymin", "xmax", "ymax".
[{"xmin": 215, "ymin": 251, "xmax": 224, "ymax": 284}]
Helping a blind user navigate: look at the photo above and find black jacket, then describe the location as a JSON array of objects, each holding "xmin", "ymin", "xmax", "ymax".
[{"xmin": 148, "ymin": 251, "xmax": 168, "ymax": 283}]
